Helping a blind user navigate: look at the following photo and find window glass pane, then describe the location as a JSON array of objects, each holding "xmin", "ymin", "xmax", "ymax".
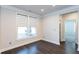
[
  {"xmin": 18, "ymin": 27, "xmax": 27, "ymax": 34},
  {"xmin": 17, "ymin": 27, "xmax": 28, "ymax": 39},
  {"xmin": 31, "ymin": 27, "xmax": 37, "ymax": 35},
  {"xmin": 28, "ymin": 27, "xmax": 37, "ymax": 36}
]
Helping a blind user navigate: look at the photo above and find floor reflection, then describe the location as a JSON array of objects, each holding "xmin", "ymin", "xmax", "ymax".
[
  {"xmin": 17, "ymin": 45, "xmax": 38, "ymax": 54},
  {"xmin": 16, "ymin": 45, "xmax": 38, "ymax": 54}
]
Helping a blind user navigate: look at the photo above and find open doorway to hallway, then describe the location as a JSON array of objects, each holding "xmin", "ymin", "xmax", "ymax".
[{"xmin": 59, "ymin": 12, "xmax": 78, "ymax": 54}]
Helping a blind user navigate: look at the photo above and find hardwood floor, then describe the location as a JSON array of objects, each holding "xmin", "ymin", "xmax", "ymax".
[{"xmin": 1, "ymin": 40, "xmax": 79, "ymax": 54}]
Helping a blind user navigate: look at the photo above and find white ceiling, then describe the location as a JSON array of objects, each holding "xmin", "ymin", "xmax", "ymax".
[{"xmin": 12, "ymin": 5, "xmax": 74, "ymax": 16}]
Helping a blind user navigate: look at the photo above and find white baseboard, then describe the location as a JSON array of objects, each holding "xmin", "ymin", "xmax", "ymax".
[
  {"xmin": 42, "ymin": 38, "xmax": 60, "ymax": 45},
  {"xmin": 0, "ymin": 38, "xmax": 60, "ymax": 53},
  {"xmin": 0, "ymin": 39, "xmax": 42, "ymax": 53}
]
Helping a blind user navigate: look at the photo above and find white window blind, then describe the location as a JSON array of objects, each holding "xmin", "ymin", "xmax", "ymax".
[
  {"xmin": 16, "ymin": 14, "xmax": 28, "ymax": 39},
  {"xmin": 16, "ymin": 15, "xmax": 28, "ymax": 27}
]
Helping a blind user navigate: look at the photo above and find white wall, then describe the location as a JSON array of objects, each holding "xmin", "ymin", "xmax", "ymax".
[
  {"xmin": 42, "ymin": 15, "xmax": 60, "ymax": 45},
  {"xmin": 0, "ymin": 6, "xmax": 42, "ymax": 53}
]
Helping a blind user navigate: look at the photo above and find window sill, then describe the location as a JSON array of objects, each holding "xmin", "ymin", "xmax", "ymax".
[{"xmin": 17, "ymin": 35, "xmax": 37, "ymax": 40}]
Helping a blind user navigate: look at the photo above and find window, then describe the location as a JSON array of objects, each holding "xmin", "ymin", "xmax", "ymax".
[{"xmin": 16, "ymin": 14, "xmax": 37, "ymax": 40}]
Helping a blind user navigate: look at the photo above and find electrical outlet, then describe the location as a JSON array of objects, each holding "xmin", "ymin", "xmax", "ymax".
[{"xmin": 9, "ymin": 42, "xmax": 12, "ymax": 45}]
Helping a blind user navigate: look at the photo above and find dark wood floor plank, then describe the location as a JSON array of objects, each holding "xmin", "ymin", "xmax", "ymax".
[{"xmin": 1, "ymin": 40, "xmax": 79, "ymax": 54}]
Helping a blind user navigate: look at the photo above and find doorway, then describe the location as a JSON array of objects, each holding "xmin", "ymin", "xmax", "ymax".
[{"xmin": 59, "ymin": 12, "xmax": 78, "ymax": 53}]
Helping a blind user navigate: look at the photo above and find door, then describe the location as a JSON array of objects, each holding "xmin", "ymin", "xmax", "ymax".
[
  {"xmin": 64, "ymin": 20, "xmax": 76, "ymax": 42},
  {"xmin": 64, "ymin": 20, "xmax": 76, "ymax": 53}
]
